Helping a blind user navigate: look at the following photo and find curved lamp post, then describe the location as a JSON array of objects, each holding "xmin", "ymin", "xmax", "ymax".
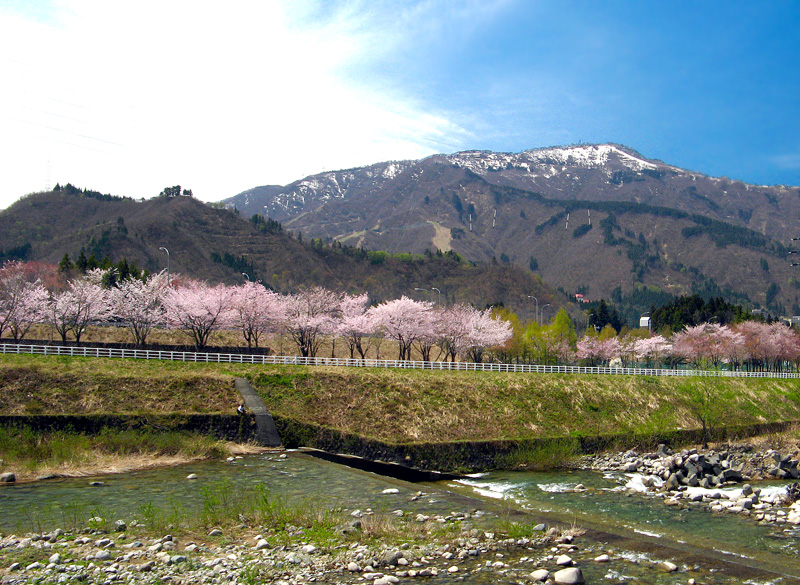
[
  {"xmin": 415, "ymin": 287, "xmax": 442, "ymax": 305},
  {"xmin": 159, "ymin": 247, "xmax": 170, "ymax": 285},
  {"xmin": 527, "ymin": 295, "xmax": 539, "ymax": 325}
]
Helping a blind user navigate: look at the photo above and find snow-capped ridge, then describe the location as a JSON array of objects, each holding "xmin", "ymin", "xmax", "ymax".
[{"xmin": 440, "ymin": 143, "xmax": 668, "ymax": 175}]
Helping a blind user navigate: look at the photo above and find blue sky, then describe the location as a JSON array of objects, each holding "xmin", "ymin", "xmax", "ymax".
[{"xmin": 1, "ymin": 0, "xmax": 798, "ymax": 209}]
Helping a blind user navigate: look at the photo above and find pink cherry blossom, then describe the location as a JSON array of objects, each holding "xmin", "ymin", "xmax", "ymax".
[
  {"xmin": 111, "ymin": 271, "xmax": 169, "ymax": 346},
  {"xmin": 163, "ymin": 279, "xmax": 234, "ymax": 349},
  {"xmin": 283, "ymin": 287, "xmax": 342, "ymax": 357},
  {"xmin": 229, "ymin": 281, "xmax": 285, "ymax": 349}
]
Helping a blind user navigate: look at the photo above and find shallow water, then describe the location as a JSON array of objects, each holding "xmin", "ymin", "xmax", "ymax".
[
  {"xmin": 0, "ymin": 452, "xmax": 458, "ymax": 534},
  {"xmin": 449, "ymin": 469, "xmax": 800, "ymax": 576}
]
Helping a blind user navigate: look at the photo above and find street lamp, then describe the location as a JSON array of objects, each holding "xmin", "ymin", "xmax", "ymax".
[
  {"xmin": 540, "ymin": 304, "xmax": 551, "ymax": 324},
  {"xmin": 159, "ymin": 247, "xmax": 170, "ymax": 284},
  {"xmin": 527, "ymin": 295, "xmax": 539, "ymax": 325},
  {"xmin": 415, "ymin": 287, "xmax": 441, "ymax": 304}
]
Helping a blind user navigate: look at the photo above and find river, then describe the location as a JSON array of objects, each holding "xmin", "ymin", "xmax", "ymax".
[{"xmin": 1, "ymin": 452, "xmax": 799, "ymax": 584}]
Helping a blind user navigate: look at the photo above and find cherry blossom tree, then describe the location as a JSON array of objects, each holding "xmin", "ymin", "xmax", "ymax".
[
  {"xmin": 162, "ymin": 279, "xmax": 234, "ymax": 349},
  {"xmin": 456, "ymin": 308, "xmax": 513, "ymax": 363},
  {"xmin": 734, "ymin": 321, "xmax": 799, "ymax": 372},
  {"xmin": 0, "ymin": 261, "xmax": 28, "ymax": 339},
  {"xmin": 576, "ymin": 335, "xmax": 603, "ymax": 366},
  {"xmin": 633, "ymin": 335, "xmax": 672, "ymax": 367},
  {"xmin": 576, "ymin": 335, "xmax": 623, "ymax": 367},
  {"xmin": 671, "ymin": 323, "xmax": 743, "ymax": 367},
  {"xmin": 46, "ymin": 269, "xmax": 113, "ymax": 343},
  {"xmin": 7, "ymin": 282, "xmax": 48, "ymax": 341},
  {"xmin": 111, "ymin": 271, "xmax": 169, "ymax": 346},
  {"xmin": 414, "ymin": 308, "xmax": 441, "ymax": 362},
  {"xmin": 283, "ymin": 287, "xmax": 342, "ymax": 357},
  {"xmin": 437, "ymin": 305, "xmax": 475, "ymax": 362},
  {"xmin": 337, "ymin": 293, "xmax": 374, "ymax": 359},
  {"xmin": 369, "ymin": 297, "xmax": 433, "ymax": 360},
  {"xmin": 229, "ymin": 281, "xmax": 285, "ymax": 349}
]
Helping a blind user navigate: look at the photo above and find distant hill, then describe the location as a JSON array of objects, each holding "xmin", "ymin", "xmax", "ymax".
[
  {"xmin": 0, "ymin": 188, "xmax": 567, "ymax": 317},
  {"xmin": 224, "ymin": 144, "xmax": 800, "ymax": 320}
]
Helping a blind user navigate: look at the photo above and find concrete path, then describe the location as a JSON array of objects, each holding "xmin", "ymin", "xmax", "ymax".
[{"xmin": 234, "ymin": 377, "xmax": 282, "ymax": 447}]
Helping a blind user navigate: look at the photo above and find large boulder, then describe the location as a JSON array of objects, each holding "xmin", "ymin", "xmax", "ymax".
[{"xmin": 553, "ymin": 567, "xmax": 585, "ymax": 584}]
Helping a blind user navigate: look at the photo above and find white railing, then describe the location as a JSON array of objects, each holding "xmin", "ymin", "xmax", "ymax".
[{"xmin": 2, "ymin": 342, "xmax": 800, "ymax": 379}]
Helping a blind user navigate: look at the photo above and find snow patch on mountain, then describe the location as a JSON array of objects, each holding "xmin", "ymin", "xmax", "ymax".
[{"xmin": 444, "ymin": 144, "xmax": 660, "ymax": 175}]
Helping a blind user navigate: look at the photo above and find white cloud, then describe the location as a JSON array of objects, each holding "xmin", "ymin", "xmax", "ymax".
[{"xmin": 0, "ymin": 0, "xmax": 476, "ymax": 208}]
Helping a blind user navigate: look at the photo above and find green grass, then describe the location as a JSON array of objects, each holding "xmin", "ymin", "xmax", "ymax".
[
  {"xmin": 500, "ymin": 438, "xmax": 581, "ymax": 470},
  {"xmin": 0, "ymin": 426, "xmax": 227, "ymax": 476}
]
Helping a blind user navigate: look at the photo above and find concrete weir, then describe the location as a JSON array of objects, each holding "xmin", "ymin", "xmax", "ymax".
[{"xmin": 234, "ymin": 377, "xmax": 282, "ymax": 447}]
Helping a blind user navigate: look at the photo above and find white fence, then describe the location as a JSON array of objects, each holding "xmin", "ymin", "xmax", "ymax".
[{"xmin": 2, "ymin": 342, "xmax": 800, "ymax": 379}]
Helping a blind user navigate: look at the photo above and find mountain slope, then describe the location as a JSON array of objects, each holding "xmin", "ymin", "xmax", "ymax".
[
  {"xmin": 0, "ymin": 189, "xmax": 566, "ymax": 316},
  {"xmin": 224, "ymin": 144, "xmax": 800, "ymax": 316}
]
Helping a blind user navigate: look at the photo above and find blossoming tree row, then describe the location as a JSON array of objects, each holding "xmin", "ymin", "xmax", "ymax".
[
  {"xmin": 576, "ymin": 321, "xmax": 800, "ymax": 372},
  {"xmin": 0, "ymin": 262, "xmax": 512, "ymax": 362}
]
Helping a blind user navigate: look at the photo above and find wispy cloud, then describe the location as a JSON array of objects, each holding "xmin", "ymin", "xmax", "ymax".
[
  {"xmin": 771, "ymin": 153, "xmax": 800, "ymax": 170},
  {"xmin": 0, "ymin": 0, "xmax": 486, "ymax": 207}
]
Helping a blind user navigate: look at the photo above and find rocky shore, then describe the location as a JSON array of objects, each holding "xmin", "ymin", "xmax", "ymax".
[
  {"xmin": 581, "ymin": 442, "xmax": 800, "ymax": 527},
  {"xmin": 0, "ymin": 498, "xmax": 738, "ymax": 585}
]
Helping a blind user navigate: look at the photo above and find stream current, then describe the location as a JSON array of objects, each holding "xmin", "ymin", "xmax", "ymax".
[{"xmin": 2, "ymin": 452, "xmax": 799, "ymax": 584}]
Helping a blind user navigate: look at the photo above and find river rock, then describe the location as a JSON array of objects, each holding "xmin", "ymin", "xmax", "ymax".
[
  {"xmin": 95, "ymin": 550, "xmax": 112, "ymax": 561},
  {"xmin": 48, "ymin": 553, "xmax": 61, "ymax": 564},
  {"xmin": 556, "ymin": 554, "xmax": 573, "ymax": 566},
  {"xmin": 255, "ymin": 539, "xmax": 269, "ymax": 550},
  {"xmin": 1, "ymin": 472, "xmax": 16, "ymax": 483},
  {"xmin": 381, "ymin": 549, "xmax": 403, "ymax": 566},
  {"xmin": 530, "ymin": 568, "xmax": 550, "ymax": 581},
  {"xmin": 657, "ymin": 444, "xmax": 673, "ymax": 457},
  {"xmin": 208, "ymin": 529, "xmax": 222, "ymax": 536},
  {"xmin": 594, "ymin": 554, "xmax": 610, "ymax": 562},
  {"xmin": 553, "ymin": 566, "xmax": 585, "ymax": 584},
  {"xmin": 657, "ymin": 561, "xmax": 678, "ymax": 572},
  {"xmin": 186, "ymin": 473, "xmax": 198, "ymax": 480},
  {"xmin": 664, "ymin": 473, "xmax": 680, "ymax": 490},
  {"xmin": 114, "ymin": 520, "xmax": 127, "ymax": 531}
]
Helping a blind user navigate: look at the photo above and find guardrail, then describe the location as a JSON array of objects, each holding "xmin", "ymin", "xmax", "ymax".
[{"xmin": 2, "ymin": 342, "xmax": 799, "ymax": 379}]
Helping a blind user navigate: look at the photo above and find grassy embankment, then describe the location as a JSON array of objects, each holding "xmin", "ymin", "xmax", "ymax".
[
  {"xmin": 0, "ymin": 355, "xmax": 250, "ymax": 480},
  {"xmin": 3, "ymin": 353, "xmax": 800, "ymax": 476}
]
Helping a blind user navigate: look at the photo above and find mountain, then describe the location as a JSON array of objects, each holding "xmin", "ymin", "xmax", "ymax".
[
  {"xmin": 0, "ymin": 188, "xmax": 567, "ymax": 316},
  {"xmin": 224, "ymin": 144, "xmax": 800, "ymax": 319}
]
